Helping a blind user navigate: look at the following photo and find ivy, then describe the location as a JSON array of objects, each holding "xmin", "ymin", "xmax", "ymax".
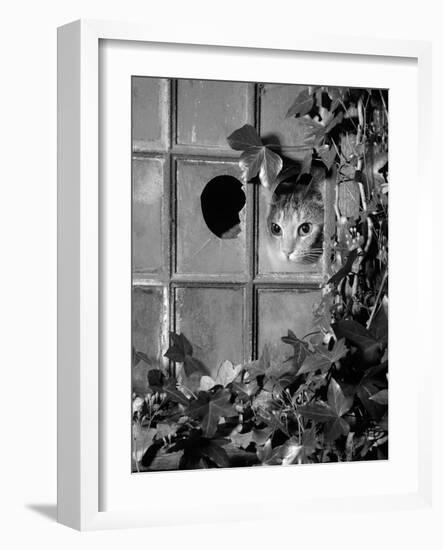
[
  {"xmin": 227, "ymin": 124, "xmax": 283, "ymax": 192},
  {"xmin": 132, "ymin": 85, "xmax": 389, "ymax": 471},
  {"xmin": 132, "ymin": 323, "xmax": 388, "ymax": 470}
]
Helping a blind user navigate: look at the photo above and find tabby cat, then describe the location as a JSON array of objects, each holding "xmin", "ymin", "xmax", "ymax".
[{"xmin": 264, "ymin": 168, "xmax": 325, "ymax": 271}]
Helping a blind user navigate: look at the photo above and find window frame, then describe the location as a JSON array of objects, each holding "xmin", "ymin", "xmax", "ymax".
[{"xmin": 131, "ymin": 76, "xmax": 330, "ymax": 369}]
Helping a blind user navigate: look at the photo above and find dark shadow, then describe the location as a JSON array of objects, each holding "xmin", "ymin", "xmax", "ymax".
[
  {"xmin": 260, "ymin": 133, "xmax": 282, "ymax": 149},
  {"xmin": 26, "ymin": 503, "xmax": 57, "ymax": 522},
  {"xmin": 201, "ymin": 175, "xmax": 245, "ymax": 239}
]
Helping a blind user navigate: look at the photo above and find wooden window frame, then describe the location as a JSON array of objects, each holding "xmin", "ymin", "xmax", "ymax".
[{"xmin": 132, "ymin": 76, "xmax": 330, "ymax": 368}]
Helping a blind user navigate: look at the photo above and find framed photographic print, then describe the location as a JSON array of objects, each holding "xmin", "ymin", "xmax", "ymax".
[
  {"xmin": 130, "ymin": 75, "xmax": 389, "ymax": 474},
  {"xmin": 58, "ymin": 20, "xmax": 434, "ymax": 530}
]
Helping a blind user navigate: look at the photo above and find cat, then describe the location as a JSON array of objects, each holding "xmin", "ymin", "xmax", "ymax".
[{"xmin": 263, "ymin": 168, "xmax": 325, "ymax": 271}]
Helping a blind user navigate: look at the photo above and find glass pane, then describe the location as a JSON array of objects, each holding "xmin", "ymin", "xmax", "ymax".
[
  {"xmin": 175, "ymin": 159, "xmax": 247, "ymax": 275},
  {"xmin": 174, "ymin": 286, "xmax": 245, "ymax": 376},
  {"xmin": 176, "ymin": 79, "xmax": 252, "ymax": 148},
  {"xmin": 257, "ymin": 289, "xmax": 320, "ymax": 364},
  {"xmin": 132, "ymin": 77, "xmax": 169, "ymax": 151},
  {"xmin": 132, "ymin": 157, "xmax": 164, "ymax": 274},
  {"xmin": 132, "ymin": 286, "xmax": 167, "ymax": 393},
  {"xmin": 260, "ymin": 83, "xmax": 312, "ymax": 150}
]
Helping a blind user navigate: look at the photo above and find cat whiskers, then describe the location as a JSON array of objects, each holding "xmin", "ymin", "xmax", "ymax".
[
  {"xmin": 290, "ymin": 248, "xmax": 323, "ymax": 263},
  {"xmin": 290, "ymin": 248, "xmax": 323, "ymax": 256}
]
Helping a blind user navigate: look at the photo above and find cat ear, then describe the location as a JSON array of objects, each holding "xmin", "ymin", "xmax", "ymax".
[
  {"xmin": 298, "ymin": 168, "xmax": 324, "ymax": 201},
  {"xmin": 310, "ymin": 174, "xmax": 325, "ymax": 199},
  {"xmin": 274, "ymin": 179, "xmax": 295, "ymax": 195}
]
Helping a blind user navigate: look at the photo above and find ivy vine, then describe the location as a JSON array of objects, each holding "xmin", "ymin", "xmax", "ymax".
[{"xmin": 132, "ymin": 85, "xmax": 388, "ymax": 470}]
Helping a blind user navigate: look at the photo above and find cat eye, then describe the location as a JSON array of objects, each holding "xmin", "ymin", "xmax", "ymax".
[
  {"xmin": 270, "ymin": 223, "xmax": 282, "ymax": 236},
  {"xmin": 298, "ymin": 222, "xmax": 312, "ymax": 236}
]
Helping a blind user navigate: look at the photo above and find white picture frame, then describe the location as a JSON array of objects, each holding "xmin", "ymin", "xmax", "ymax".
[{"xmin": 57, "ymin": 19, "xmax": 434, "ymax": 531}]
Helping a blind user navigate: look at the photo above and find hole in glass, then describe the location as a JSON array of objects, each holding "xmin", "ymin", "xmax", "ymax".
[{"xmin": 200, "ymin": 175, "xmax": 246, "ymax": 239}]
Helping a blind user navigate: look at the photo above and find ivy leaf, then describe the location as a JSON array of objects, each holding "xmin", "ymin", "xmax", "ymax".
[
  {"xmin": 164, "ymin": 332, "xmax": 208, "ymax": 376},
  {"xmin": 256, "ymin": 410, "xmax": 290, "ymax": 436},
  {"xmin": 379, "ymin": 413, "xmax": 388, "ymax": 431},
  {"xmin": 333, "ymin": 319, "xmax": 384, "ymax": 366},
  {"xmin": 179, "ymin": 370, "xmax": 205, "ymax": 396},
  {"xmin": 361, "ymin": 362, "xmax": 388, "ymax": 380},
  {"xmin": 256, "ymin": 438, "xmax": 273, "ymax": 463},
  {"xmin": 297, "ymin": 401, "xmax": 338, "ymax": 422},
  {"xmin": 164, "ymin": 332, "xmax": 193, "ymax": 362},
  {"xmin": 355, "ymin": 367, "xmax": 387, "ymax": 419},
  {"xmin": 330, "ymin": 98, "xmax": 341, "ymax": 112},
  {"xmin": 251, "ymin": 427, "xmax": 273, "ymax": 446},
  {"xmin": 297, "ymin": 117, "xmax": 326, "ymax": 145},
  {"xmin": 183, "ymin": 356, "xmax": 208, "ymax": 377},
  {"xmin": 200, "ymin": 442, "xmax": 230, "ymax": 468},
  {"xmin": 298, "ymin": 338, "xmax": 348, "ymax": 375},
  {"xmin": 327, "ymin": 86, "xmax": 348, "ymax": 102},
  {"xmin": 155, "ymin": 422, "xmax": 179, "ymax": 439},
  {"xmin": 199, "ymin": 360, "xmax": 242, "ymax": 391},
  {"xmin": 265, "ymin": 360, "xmax": 299, "ymax": 385},
  {"xmin": 170, "ymin": 431, "xmax": 231, "ymax": 469},
  {"xmin": 132, "ymin": 424, "xmax": 157, "ymax": 462},
  {"xmin": 245, "ymin": 345, "xmax": 271, "ymax": 378},
  {"xmin": 232, "ymin": 377, "xmax": 259, "ymax": 400},
  {"xmin": 216, "ymin": 360, "xmax": 242, "ymax": 386},
  {"xmin": 199, "ymin": 376, "xmax": 216, "ymax": 392},
  {"xmin": 133, "ymin": 349, "xmax": 152, "ymax": 367},
  {"xmin": 329, "ymin": 338, "xmax": 350, "ymax": 363},
  {"xmin": 227, "ymin": 124, "xmax": 283, "ymax": 191},
  {"xmin": 230, "ymin": 429, "xmax": 254, "ymax": 449},
  {"xmin": 285, "ymin": 89, "xmax": 315, "ymax": 118},
  {"xmin": 327, "ymin": 248, "xmax": 359, "ymax": 286},
  {"xmin": 325, "ymin": 417, "xmax": 350, "ymax": 441},
  {"xmin": 316, "ymin": 144, "xmax": 336, "ymax": 170},
  {"xmin": 357, "ymin": 382, "xmax": 385, "ymax": 418},
  {"xmin": 333, "ymin": 320, "xmax": 376, "ymax": 349},
  {"xmin": 163, "ymin": 378, "xmax": 189, "ymax": 406},
  {"xmin": 297, "ymin": 354, "xmax": 329, "ymax": 375},
  {"xmin": 252, "ymin": 389, "xmax": 273, "ymax": 411},
  {"xmin": 147, "ymin": 369, "xmax": 164, "ymax": 390},
  {"xmin": 369, "ymin": 389, "xmax": 388, "ymax": 405},
  {"xmin": 299, "ymin": 378, "xmax": 352, "ymax": 441},
  {"xmin": 263, "ymin": 374, "xmax": 293, "ymax": 394},
  {"xmin": 368, "ymin": 297, "xmax": 388, "ymax": 345},
  {"xmin": 301, "ymin": 427, "xmax": 318, "ymax": 455},
  {"xmin": 239, "ymin": 146, "xmax": 283, "ymax": 191},
  {"xmin": 226, "ymin": 124, "xmax": 262, "ymax": 150},
  {"xmin": 281, "ymin": 330, "xmax": 309, "ymax": 371},
  {"xmin": 187, "ymin": 389, "xmax": 238, "ymax": 438},
  {"xmin": 281, "ymin": 328, "xmax": 301, "ymax": 346},
  {"xmin": 324, "ymin": 111, "xmax": 344, "ymax": 133},
  {"xmin": 327, "ymin": 378, "xmax": 353, "ymax": 417},
  {"xmin": 263, "ymin": 437, "xmax": 304, "ymax": 466}
]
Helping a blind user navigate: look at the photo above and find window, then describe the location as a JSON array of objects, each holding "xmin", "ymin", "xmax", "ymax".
[{"xmin": 132, "ymin": 77, "xmax": 331, "ymax": 379}]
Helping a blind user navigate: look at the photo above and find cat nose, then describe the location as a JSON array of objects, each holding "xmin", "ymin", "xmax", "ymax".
[{"xmin": 282, "ymin": 249, "xmax": 292, "ymax": 259}]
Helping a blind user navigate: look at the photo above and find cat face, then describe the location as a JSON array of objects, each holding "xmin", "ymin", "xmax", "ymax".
[{"xmin": 266, "ymin": 178, "xmax": 324, "ymax": 264}]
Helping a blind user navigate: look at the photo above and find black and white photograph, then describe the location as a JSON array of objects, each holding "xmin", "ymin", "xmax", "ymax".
[
  {"xmin": 3, "ymin": 0, "xmax": 441, "ymax": 543},
  {"xmin": 131, "ymin": 78, "xmax": 389, "ymax": 472}
]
